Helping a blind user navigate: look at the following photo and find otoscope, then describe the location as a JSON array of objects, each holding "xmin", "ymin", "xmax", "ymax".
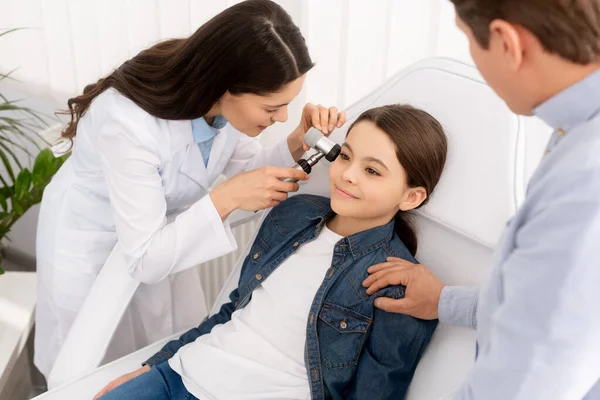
[{"xmin": 281, "ymin": 128, "xmax": 342, "ymax": 183}]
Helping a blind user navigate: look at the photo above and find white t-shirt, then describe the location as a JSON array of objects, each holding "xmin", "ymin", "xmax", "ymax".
[{"xmin": 169, "ymin": 225, "xmax": 343, "ymax": 400}]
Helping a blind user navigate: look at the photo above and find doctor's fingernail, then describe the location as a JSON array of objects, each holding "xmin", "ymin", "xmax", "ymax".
[{"xmin": 329, "ymin": 124, "xmax": 334, "ymax": 131}]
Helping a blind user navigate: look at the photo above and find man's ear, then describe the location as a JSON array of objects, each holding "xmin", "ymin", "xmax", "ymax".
[{"xmin": 489, "ymin": 19, "xmax": 525, "ymax": 71}]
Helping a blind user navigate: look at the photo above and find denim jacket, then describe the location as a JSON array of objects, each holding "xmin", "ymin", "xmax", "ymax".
[{"xmin": 146, "ymin": 194, "xmax": 437, "ymax": 399}]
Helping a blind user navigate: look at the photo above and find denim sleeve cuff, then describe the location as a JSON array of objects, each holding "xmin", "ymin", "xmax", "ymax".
[
  {"xmin": 142, "ymin": 350, "xmax": 173, "ymax": 367},
  {"xmin": 438, "ymin": 286, "xmax": 479, "ymax": 330}
]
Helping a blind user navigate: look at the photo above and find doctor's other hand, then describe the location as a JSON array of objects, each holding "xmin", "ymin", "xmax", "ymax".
[
  {"xmin": 295, "ymin": 103, "xmax": 347, "ymax": 151},
  {"xmin": 362, "ymin": 257, "xmax": 445, "ymax": 320},
  {"xmin": 210, "ymin": 166, "xmax": 308, "ymax": 219},
  {"xmin": 93, "ymin": 365, "xmax": 150, "ymax": 399}
]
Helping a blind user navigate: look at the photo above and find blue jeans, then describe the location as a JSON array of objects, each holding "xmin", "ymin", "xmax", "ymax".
[{"xmin": 99, "ymin": 361, "xmax": 198, "ymax": 400}]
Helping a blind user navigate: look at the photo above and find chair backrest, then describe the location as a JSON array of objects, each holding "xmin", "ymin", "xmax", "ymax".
[{"xmin": 213, "ymin": 57, "xmax": 549, "ymax": 399}]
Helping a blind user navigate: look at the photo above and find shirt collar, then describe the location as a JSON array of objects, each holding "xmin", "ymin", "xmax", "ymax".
[
  {"xmin": 534, "ymin": 68, "xmax": 600, "ymax": 131},
  {"xmin": 191, "ymin": 115, "xmax": 228, "ymax": 143}
]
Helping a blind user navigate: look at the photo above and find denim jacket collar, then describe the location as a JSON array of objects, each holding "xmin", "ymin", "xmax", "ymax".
[{"xmin": 306, "ymin": 199, "xmax": 396, "ymax": 260}]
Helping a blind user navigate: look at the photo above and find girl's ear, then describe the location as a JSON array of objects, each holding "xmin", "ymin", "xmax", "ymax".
[{"xmin": 399, "ymin": 187, "xmax": 427, "ymax": 211}]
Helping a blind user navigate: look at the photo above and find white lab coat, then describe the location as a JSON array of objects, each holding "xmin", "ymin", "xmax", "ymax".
[{"xmin": 34, "ymin": 88, "xmax": 295, "ymax": 379}]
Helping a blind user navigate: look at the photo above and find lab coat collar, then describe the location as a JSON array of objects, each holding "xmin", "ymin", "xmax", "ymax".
[{"xmin": 168, "ymin": 119, "xmax": 238, "ymax": 190}]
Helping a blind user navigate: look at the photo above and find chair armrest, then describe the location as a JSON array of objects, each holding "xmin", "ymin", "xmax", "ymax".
[{"xmin": 35, "ymin": 331, "xmax": 182, "ymax": 399}]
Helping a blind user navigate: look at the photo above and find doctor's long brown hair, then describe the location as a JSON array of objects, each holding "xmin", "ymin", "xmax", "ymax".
[
  {"xmin": 347, "ymin": 105, "xmax": 447, "ymax": 256},
  {"xmin": 60, "ymin": 0, "xmax": 314, "ymax": 141}
]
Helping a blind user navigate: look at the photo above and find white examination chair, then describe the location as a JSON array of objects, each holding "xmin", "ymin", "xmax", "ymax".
[{"xmin": 34, "ymin": 57, "xmax": 549, "ymax": 399}]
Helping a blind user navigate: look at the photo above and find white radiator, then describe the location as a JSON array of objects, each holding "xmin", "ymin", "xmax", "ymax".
[{"xmin": 196, "ymin": 219, "xmax": 260, "ymax": 310}]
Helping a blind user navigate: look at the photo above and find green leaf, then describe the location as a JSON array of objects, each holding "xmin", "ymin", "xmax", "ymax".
[
  {"xmin": 0, "ymin": 146, "xmax": 15, "ymax": 183},
  {"xmin": 0, "ymin": 134, "xmax": 30, "ymax": 154},
  {"xmin": 32, "ymin": 148, "xmax": 54, "ymax": 178},
  {"xmin": 0, "ymin": 140, "xmax": 24, "ymax": 170},
  {"xmin": 0, "ymin": 68, "xmax": 18, "ymax": 84},
  {"xmin": 0, "ymin": 27, "xmax": 59, "ymax": 246},
  {"xmin": 0, "ymin": 28, "xmax": 24, "ymax": 38},
  {"xmin": 15, "ymin": 169, "xmax": 32, "ymax": 201},
  {"xmin": 12, "ymin": 200, "xmax": 24, "ymax": 215},
  {"xmin": 0, "ymin": 192, "xmax": 6, "ymax": 211}
]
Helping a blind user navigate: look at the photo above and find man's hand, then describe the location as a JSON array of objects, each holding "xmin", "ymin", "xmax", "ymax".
[{"xmin": 362, "ymin": 257, "xmax": 445, "ymax": 320}]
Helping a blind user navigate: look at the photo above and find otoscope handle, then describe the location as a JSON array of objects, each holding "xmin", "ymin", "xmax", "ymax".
[{"xmin": 281, "ymin": 159, "xmax": 312, "ymax": 183}]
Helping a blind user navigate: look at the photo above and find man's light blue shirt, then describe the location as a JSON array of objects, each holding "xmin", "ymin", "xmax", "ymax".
[
  {"xmin": 191, "ymin": 115, "xmax": 228, "ymax": 166},
  {"xmin": 442, "ymin": 69, "xmax": 600, "ymax": 399}
]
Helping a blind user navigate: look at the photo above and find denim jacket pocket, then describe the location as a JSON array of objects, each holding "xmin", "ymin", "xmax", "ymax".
[{"xmin": 318, "ymin": 304, "xmax": 371, "ymax": 369}]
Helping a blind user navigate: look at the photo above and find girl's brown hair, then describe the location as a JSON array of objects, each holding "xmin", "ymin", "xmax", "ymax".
[{"xmin": 348, "ymin": 104, "xmax": 448, "ymax": 256}]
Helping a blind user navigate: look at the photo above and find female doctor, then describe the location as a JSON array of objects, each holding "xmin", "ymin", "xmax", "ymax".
[{"xmin": 34, "ymin": 0, "xmax": 346, "ymax": 380}]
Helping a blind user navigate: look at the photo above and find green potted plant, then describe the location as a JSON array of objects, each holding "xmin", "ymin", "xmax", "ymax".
[{"xmin": 0, "ymin": 29, "xmax": 68, "ymax": 274}]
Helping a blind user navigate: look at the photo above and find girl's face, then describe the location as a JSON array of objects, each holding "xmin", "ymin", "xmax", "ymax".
[
  {"xmin": 328, "ymin": 120, "xmax": 427, "ymax": 230},
  {"xmin": 219, "ymin": 75, "xmax": 306, "ymax": 137}
]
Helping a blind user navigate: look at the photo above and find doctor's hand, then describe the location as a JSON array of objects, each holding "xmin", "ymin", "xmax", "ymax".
[
  {"xmin": 294, "ymin": 103, "xmax": 347, "ymax": 151},
  {"xmin": 362, "ymin": 257, "xmax": 445, "ymax": 320},
  {"xmin": 210, "ymin": 166, "xmax": 308, "ymax": 219},
  {"xmin": 93, "ymin": 365, "xmax": 150, "ymax": 399}
]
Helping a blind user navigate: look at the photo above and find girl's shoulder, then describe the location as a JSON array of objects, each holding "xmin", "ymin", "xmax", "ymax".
[{"xmin": 268, "ymin": 194, "xmax": 332, "ymax": 219}]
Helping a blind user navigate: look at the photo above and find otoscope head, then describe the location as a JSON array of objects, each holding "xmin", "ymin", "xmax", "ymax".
[{"xmin": 304, "ymin": 128, "xmax": 342, "ymax": 162}]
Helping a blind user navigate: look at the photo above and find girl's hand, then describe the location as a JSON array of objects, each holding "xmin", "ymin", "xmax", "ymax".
[{"xmin": 93, "ymin": 365, "xmax": 151, "ymax": 399}]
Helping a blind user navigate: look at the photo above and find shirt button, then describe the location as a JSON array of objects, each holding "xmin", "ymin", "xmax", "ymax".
[
  {"xmin": 252, "ymin": 252, "xmax": 260, "ymax": 260},
  {"xmin": 340, "ymin": 319, "xmax": 348, "ymax": 329},
  {"xmin": 293, "ymin": 242, "xmax": 300, "ymax": 248},
  {"xmin": 557, "ymin": 128, "xmax": 566, "ymax": 136},
  {"xmin": 255, "ymin": 273, "xmax": 263, "ymax": 281}
]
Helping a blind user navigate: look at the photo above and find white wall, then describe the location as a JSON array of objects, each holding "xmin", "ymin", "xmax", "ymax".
[{"xmin": 0, "ymin": 0, "xmax": 473, "ymax": 258}]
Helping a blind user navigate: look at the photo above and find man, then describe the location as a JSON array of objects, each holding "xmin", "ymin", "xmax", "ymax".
[{"xmin": 363, "ymin": 1, "xmax": 600, "ymax": 398}]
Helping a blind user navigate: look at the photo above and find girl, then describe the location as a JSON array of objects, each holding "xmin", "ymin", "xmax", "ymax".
[
  {"xmin": 96, "ymin": 104, "xmax": 447, "ymax": 400},
  {"xmin": 35, "ymin": 0, "xmax": 345, "ymax": 380}
]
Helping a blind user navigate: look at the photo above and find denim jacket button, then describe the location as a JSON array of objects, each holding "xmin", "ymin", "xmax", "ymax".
[
  {"xmin": 340, "ymin": 319, "xmax": 348, "ymax": 329},
  {"xmin": 255, "ymin": 273, "xmax": 263, "ymax": 281},
  {"xmin": 293, "ymin": 241, "xmax": 300, "ymax": 248},
  {"xmin": 252, "ymin": 252, "xmax": 260, "ymax": 260}
]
